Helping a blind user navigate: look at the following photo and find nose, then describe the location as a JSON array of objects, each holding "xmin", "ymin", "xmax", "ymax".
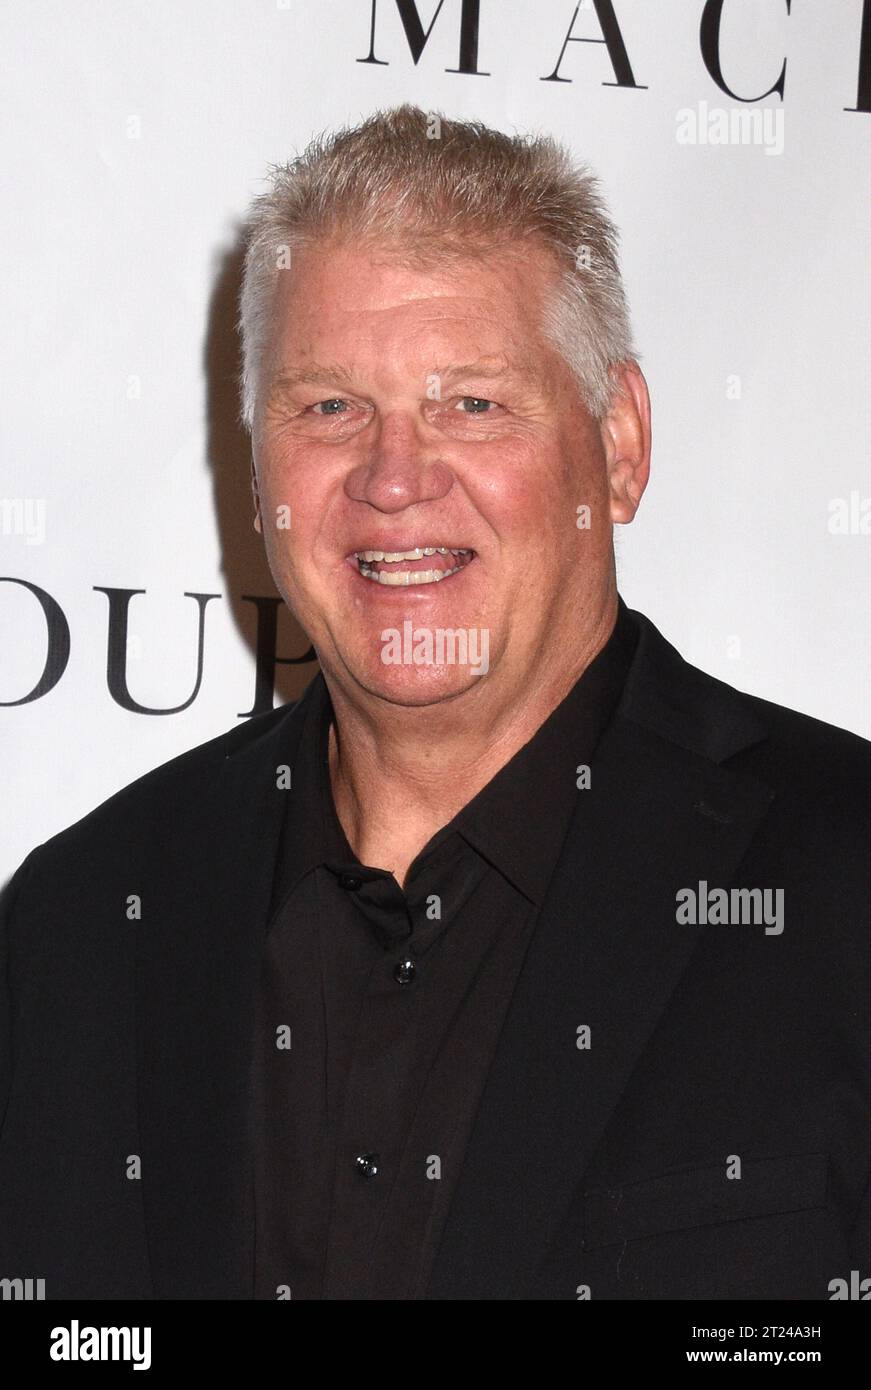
[{"xmin": 344, "ymin": 410, "xmax": 453, "ymax": 513}]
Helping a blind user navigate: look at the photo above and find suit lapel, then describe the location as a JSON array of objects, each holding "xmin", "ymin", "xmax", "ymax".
[
  {"xmin": 428, "ymin": 614, "xmax": 776, "ymax": 1298},
  {"xmin": 134, "ymin": 691, "xmax": 311, "ymax": 1297}
]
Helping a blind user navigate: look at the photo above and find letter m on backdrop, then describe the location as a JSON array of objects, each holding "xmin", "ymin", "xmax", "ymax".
[{"xmin": 359, "ymin": 0, "xmax": 490, "ymax": 75}]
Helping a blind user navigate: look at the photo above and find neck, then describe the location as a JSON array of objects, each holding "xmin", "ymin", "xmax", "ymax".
[{"xmin": 324, "ymin": 588, "xmax": 619, "ymax": 882}]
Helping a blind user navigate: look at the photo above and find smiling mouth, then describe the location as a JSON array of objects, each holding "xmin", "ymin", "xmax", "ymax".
[{"xmin": 352, "ymin": 546, "xmax": 476, "ymax": 586}]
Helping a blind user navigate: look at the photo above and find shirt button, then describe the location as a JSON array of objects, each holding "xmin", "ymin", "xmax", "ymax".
[
  {"xmin": 393, "ymin": 958, "xmax": 416, "ymax": 986},
  {"xmin": 338, "ymin": 873, "xmax": 362, "ymax": 891},
  {"xmin": 355, "ymin": 1152, "xmax": 380, "ymax": 1179}
]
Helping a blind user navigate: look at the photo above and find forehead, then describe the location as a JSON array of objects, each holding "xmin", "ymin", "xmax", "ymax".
[{"xmin": 268, "ymin": 238, "xmax": 563, "ymax": 369}]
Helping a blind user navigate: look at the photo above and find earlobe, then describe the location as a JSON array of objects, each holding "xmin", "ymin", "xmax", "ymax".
[{"xmin": 608, "ymin": 466, "xmax": 643, "ymax": 524}]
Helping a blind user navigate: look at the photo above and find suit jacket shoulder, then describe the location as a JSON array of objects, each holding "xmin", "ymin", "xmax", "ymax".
[
  {"xmin": 623, "ymin": 608, "xmax": 871, "ymax": 819},
  {"xmin": 5, "ymin": 683, "xmax": 315, "ymax": 887}
]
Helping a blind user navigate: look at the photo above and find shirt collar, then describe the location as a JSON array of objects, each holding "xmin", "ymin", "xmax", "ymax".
[{"xmin": 275, "ymin": 597, "xmax": 639, "ymax": 907}]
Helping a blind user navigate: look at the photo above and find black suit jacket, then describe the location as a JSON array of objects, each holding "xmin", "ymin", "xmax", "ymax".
[{"xmin": 2, "ymin": 606, "xmax": 870, "ymax": 1299}]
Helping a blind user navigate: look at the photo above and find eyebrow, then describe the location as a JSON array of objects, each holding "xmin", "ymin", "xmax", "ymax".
[
  {"xmin": 267, "ymin": 355, "xmax": 533, "ymax": 397},
  {"xmin": 429, "ymin": 356, "xmax": 520, "ymax": 382},
  {"xmin": 268, "ymin": 364, "xmax": 357, "ymax": 394}
]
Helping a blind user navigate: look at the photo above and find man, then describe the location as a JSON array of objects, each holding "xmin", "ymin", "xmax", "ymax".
[{"xmin": 1, "ymin": 104, "xmax": 869, "ymax": 1301}]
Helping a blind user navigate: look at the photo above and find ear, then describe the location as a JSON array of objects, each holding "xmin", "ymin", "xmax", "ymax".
[
  {"xmin": 599, "ymin": 361, "xmax": 651, "ymax": 524},
  {"xmin": 250, "ymin": 454, "xmax": 262, "ymax": 534}
]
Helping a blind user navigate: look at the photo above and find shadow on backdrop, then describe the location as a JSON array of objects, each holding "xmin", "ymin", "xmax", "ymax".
[{"xmin": 204, "ymin": 232, "xmax": 318, "ymax": 713}]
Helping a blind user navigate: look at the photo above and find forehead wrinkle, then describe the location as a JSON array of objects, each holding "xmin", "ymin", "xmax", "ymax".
[{"xmin": 269, "ymin": 292, "xmax": 553, "ymax": 397}]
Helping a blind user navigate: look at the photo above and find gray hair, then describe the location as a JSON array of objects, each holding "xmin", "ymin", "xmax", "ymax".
[{"xmin": 238, "ymin": 103, "xmax": 638, "ymax": 434}]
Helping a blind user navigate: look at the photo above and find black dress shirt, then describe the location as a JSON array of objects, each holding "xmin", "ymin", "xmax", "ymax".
[{"xmin": 252, "ymin": 599, "xmax": 639, "ymax": 1299}]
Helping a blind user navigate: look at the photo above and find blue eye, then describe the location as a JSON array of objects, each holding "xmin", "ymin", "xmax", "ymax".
[
  {"xmin": 312, "ymin": 399, "xmax": 347, "ymax": 415},
  {"xmin": 457, "ymin": 397, "xmax": 495, "ymax": 413}
]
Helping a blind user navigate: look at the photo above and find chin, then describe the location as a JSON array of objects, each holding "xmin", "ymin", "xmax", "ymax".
[{"xmin": 351, "ymin": 657, "xmax": 489, "ymax": 707}]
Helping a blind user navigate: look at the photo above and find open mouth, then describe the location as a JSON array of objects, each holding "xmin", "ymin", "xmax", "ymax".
[{"xmin": 351, "ymin": 545, "xmax": 476, "ymax": 587}]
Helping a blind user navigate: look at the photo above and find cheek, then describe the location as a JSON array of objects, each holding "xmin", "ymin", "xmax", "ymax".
[
  {"xmin": 465, "ymin": 439, "xmax": 547, "ymax": 515},
  {"xmin": 258, "ymin": 451, "xmax": 336, "ymax": 551},
  {"xmin": 552, "ymin": 432, "xmax": 610, "ymax": 531},
  {"xmin": 258, "ymin": 444, "xmax": 311, "ymax": 504},
  {"xmin": 468, "ymin": 444, "xmax": 586, "ymax": 546}
]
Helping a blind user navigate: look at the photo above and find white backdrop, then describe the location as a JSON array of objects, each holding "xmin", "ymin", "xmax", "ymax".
[{"xmin": 3, "ymin": 0, "xmax": 870, "ymax": 885}]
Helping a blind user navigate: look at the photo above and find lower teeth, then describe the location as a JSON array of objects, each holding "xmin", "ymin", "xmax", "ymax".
[
  {"xmin": 356, "ymin": 548, "xmax": 473, "ymax": 586},
  {"xmin": 359, "ymin": 563, "xmax": 462, "ymax": 586}
]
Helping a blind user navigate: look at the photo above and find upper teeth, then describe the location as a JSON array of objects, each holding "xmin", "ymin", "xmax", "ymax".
[{"xmin": 355, "ymin": 546, "xmax": 467, "ymax": 561}]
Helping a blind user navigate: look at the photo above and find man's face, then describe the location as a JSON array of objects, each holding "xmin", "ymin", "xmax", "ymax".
[{"xmin": 252, "ymin": 239, "xmax": 642, "ymax": 706}]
